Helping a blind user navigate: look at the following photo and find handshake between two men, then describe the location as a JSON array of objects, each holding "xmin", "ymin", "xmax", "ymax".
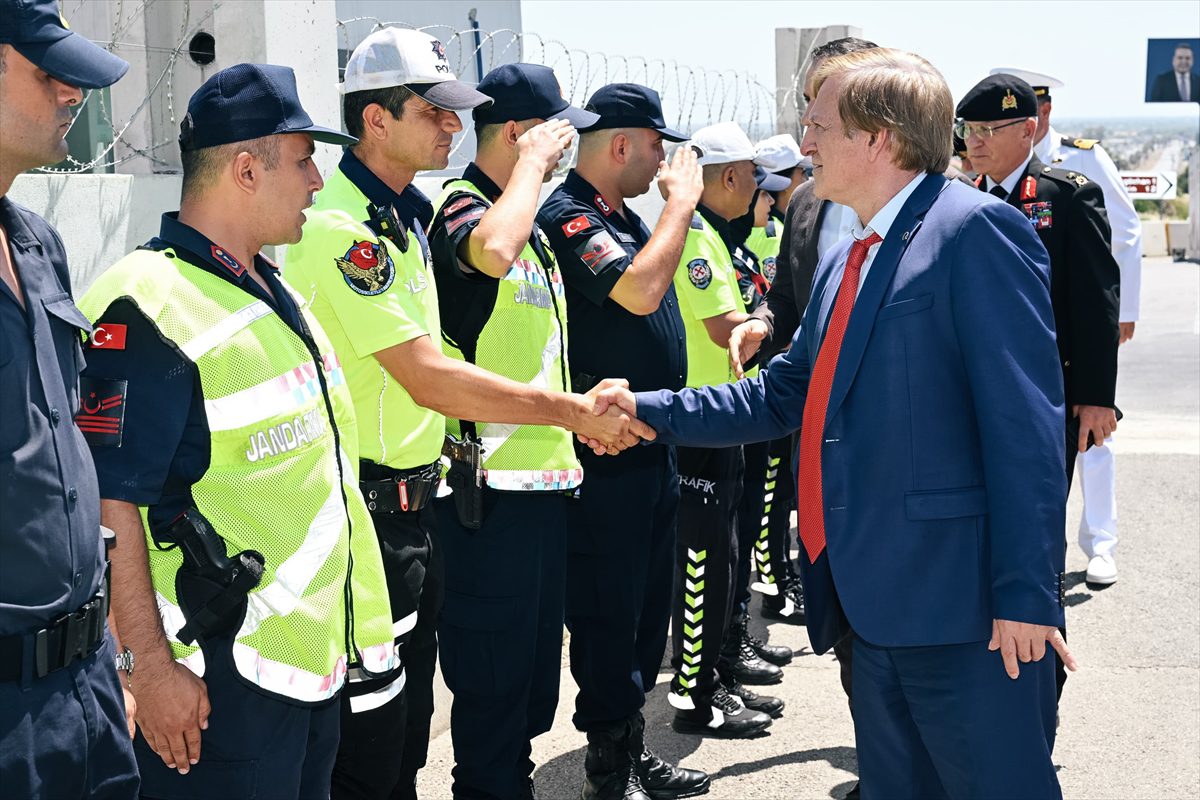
[{"xmin": 576, "ymin": 379, "xmax": 656, "ymax": 455}]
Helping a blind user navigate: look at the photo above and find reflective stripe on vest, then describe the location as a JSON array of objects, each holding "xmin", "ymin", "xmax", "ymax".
[
  {"xmin": 434, "ymin": 180, "xmax": 582, "ymax": 492},
  {"xmin": 80, "ymin": 249, "xmax": 395, "ymax": 703}
]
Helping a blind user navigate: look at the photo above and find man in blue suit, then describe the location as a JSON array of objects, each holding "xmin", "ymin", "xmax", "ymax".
[{"xmin": 585, "ymin": 48, "xmax": 1075, "ymax": 798}]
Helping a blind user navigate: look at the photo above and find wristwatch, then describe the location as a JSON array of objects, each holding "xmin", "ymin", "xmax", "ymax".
[{"xmin": 114, "ymin": 647, "xmax": 135, "ymax": 677}]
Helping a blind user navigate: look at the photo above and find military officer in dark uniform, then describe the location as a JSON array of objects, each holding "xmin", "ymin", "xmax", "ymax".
[
  {"xmin": 536, "ymin": 84, "xmax": 710, "ymax": 799},
  {"xmin": 957, "ymin": 73, "xmax": 1120, "ymax": 478},
  {"xmin": 0, "ymin": 2, "xmax": 138, "ymax": 797},
  {"xmin": 957, "ymin": 73, "xmax": 1120, "ymax": 708}
]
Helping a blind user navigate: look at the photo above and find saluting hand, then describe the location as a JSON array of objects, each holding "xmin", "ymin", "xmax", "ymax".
[
  {"xmin": 729, "ymin": 319, "xmax": 769, "ymax": 380},
  {"xmin": 516, "ymin": 118, "xmax": 576, "ymax": 175},
  {"xmin": 657, "ymin": 144, "xmax": 703, "ymax": 207},
  {"xmin": 133, "ymin": 660, "xmax": 211, "ymax": 774}
]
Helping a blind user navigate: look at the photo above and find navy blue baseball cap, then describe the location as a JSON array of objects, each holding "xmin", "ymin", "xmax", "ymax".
[
  {"xmin": 180, "ymin": 64, "xmax": 357, "ymax": 152},
  {"xmin": 0, "ymin": 0, "xmax": 129, "ymax": 89},
  {"xmin": 473, "ymin": 63, "xmax": 599, "ymax": 128},
  {"xmin": 578, "ymin": 83, "xmax": 687, "ymax": 141},
  {"xmin": 754, "ymin": 167, "xmax": 791, "ymax": 192}
]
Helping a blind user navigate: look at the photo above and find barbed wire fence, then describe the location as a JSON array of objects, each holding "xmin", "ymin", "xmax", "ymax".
[{"xmin": 40, "ymin": 4, "xmax": 804, "ymax": 175}]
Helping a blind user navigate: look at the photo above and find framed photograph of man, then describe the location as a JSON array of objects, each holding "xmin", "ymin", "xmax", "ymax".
[{"xmin": 1146, "ymin": 39, "xmax": 1200, "ymax": 103}]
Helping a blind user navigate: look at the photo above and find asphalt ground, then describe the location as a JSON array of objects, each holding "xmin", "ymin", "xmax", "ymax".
[{"xmin": 418, "ymin": 256, "xmax": 1200, "ymax": 799}]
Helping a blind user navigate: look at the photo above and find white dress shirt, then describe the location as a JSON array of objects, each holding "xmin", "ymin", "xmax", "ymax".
[
  {"xmin": 984, "ymin": 154, "xmax": 1034, "ymax": 200},
  {"xmin": 1035, "ymin": 125, "xmax": 1142, "ymax": 322},
  {"xmin": 849, "ymin": 171, "xmax": 928, "ymax": 294}
]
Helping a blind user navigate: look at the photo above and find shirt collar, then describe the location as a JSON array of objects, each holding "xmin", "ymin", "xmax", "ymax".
[
  {"xmin": 0, "ymin": 196, "xmax": 39, "ymax": 250},
  {"xmin": 460, "ymin": 162, "xmax": 503, "ymax": 202},
  {"xmin": 152, "ymin": 212, "xmax": 278, "ymax": 281},
  {"xmin": 986, "ymin": 154, "xmax": 1033, "ymax": 197},
  {"xmin": 562, "ymin": 170, "xmax": 648, "ymax": 234},
  {"xmin": 851, "ymin": 171, "xmax": 928, "ymax": 242},
  {"xmin": 338, "ymin": 149, "xmax": 433, "ymax": 229}
]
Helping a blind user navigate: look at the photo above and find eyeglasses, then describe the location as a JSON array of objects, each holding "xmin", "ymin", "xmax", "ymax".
[{"xmin": 953, "ymin": 119, "xmax": 1026, "ymax": 140}]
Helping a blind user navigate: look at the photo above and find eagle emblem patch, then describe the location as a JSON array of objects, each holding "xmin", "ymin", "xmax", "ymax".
[{"xmin": 337, "ymin": 240, "xmax": 395, "ymax": 296}]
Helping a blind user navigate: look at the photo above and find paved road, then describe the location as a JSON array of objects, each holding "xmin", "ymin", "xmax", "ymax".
[{"xmin": 418, "ymin": 256, "xmax": 1200, "ymax": 799}]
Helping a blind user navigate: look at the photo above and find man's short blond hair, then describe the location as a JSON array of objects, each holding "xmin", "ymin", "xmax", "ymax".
[{"xmin": 812, "ymin": 48, "xmax": 952, "ymax": 174}]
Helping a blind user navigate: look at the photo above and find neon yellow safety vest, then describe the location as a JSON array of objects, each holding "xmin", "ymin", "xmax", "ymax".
[
  {"xmin": 433, "ymin": 179, "xmax": 582, "ymax": 491},
  {"xmin": 673, "ymin": 212, "xmax": 758, "ymax": 388},
  {"xmin": 745, "ymin": 218, "xmax": 782, "ymax": 287},
  {"xmin": 79, "ymin": 249, "xmax": 395, "ymax": 704},
  {"xmin": 285, "ymin": 167, "xmax": 445, "ymax": 470}
]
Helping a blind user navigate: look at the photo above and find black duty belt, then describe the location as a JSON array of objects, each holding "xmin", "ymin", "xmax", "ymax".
[
  {"xmin": 0, "ymin": 591, "xmax": 108, "ymax": 682},
  {"xmin": 360, "ymin": 459, "xmax": 442, "ymax": 513}
]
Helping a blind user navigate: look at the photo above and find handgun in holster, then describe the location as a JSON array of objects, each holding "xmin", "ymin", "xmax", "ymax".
[
  {"xmin": 163, "ymin": 509, "xmax": 265, "ymax": 646},
  {"xmin": 572, "ymin": 372, "xmax": 599, "ymax": 395},
  {"xmin": 442, "ymin": 435, "xmax": 483, "ymax": 530}
]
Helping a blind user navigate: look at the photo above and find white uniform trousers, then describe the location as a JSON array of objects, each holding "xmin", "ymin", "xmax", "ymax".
[{"xmin": 1076, "ymin": 437, "xmax": 1118, "ymax": 558}]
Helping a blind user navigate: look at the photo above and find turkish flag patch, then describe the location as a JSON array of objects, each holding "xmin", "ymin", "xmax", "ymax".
[
  {"xmin": 88, "ymin": 323, "xmax": 127, "ymax": 350},
  {"xmin": 76, "ymin": 377, "xmax": 128, "ymax": 447},
  {"xmin": 561, "ymin": 214, "xmax": 591, "ymax": 238}
]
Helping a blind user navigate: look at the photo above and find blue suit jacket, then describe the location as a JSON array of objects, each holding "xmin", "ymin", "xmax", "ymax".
[{"xmin": 637, "ymin": 173, "xmax": 1068, "ymax": 654}]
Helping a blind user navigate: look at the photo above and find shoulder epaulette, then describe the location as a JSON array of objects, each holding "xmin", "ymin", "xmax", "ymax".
[
  {"xmin": 1061, "ymin": 136, "xmax": 1099, "ymax": 150},
  {"xmin": 689, "ymin": 213, "xmax": 704, "ymax": 230}
]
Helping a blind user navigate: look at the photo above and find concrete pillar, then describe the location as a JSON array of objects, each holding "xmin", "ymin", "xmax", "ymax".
[
  {"xmin": 1188, "ymin": 134, "xmax": 1199, "ymax": 261},
  {"xmin": 774, "ymin": 25, "xmax": 863, "ymax": 140},
  {"xmin": 215, "ymin": 0, "xmax": 344, "ymax": 177}
]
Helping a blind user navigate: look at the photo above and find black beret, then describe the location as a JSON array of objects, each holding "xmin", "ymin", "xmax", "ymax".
[{"xmin": 956, "ymin": 74, "xmax": 1038, "ymax": 121}]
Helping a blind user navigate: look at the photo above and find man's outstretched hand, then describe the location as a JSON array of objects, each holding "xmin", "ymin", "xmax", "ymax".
[
  {"xmin": 576, "ymin": 380, "xmax": 653, "ymax": 455},
  {"xmin": 988, "ymin": 619, "xmax": 1077, "ymax": 679},
  {"xmin": 729, "ymin": 319, "xmax": 769, "ymax": 380}
]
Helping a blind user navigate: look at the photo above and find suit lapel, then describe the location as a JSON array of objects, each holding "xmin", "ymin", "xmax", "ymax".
[
  {"xmin": 795, "ymin": 186, "xmax": 824, "ymax": 267},
  {"xmin": 824, "ymin": 173, "xmax": 947, "ymax": 425}
]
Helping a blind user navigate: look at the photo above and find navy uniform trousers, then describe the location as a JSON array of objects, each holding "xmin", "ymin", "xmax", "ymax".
[
  {"xmin": 135, "ymin": 630, "xmax": 341, "ymax": 799},
  {"xmin": 0, "ymin": 633, "xmax": 139, "ymax": 799},
  {"xmin": 566, "ymin": 445, "xmax": 679, "ymax": 731},
  {"xmin": 436, "ymin": 491, "xmax": 568, "ymax": 800},
  {"xmin": 732, "ymin": 440, "xmax": 771, "ymax": 615}
]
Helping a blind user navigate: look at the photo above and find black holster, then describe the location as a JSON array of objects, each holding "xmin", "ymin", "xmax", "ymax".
[
  {"xmin": 442, "ymin": 435, "xmax": 483, "ymax": 530},
  {"xmin": 162, "ymin": 509, "xmax": 265, "ymax": 646}
]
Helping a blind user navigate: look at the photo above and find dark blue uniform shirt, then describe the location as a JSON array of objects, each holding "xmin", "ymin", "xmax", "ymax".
[
  {"xmin": 537, "ymin": 170, "xmax": 687, "ymax": 395},
  {"xmin": 338, "ymin": 148, "xmax": 433, "ymax": 252},
  {"xmin": 82, "ymin": 213, "xmax": 307, "ymax": 537},
  {"xmin": 0, "ymin": 196, "xmax": 104, "ymax": 637}
]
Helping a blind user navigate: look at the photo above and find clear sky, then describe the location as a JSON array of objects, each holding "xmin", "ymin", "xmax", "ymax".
[{"xmin": 523, "ymin": 0, "xmax": 1200, "ymax": 122}]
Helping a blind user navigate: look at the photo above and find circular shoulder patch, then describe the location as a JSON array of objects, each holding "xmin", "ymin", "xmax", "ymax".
[
  {"xmin": 763, "ymin": 257, "xmax": 777, "ymax": 285},
  {"xmin": 687, "ymin": 258, "xmax": 712, "ymax": 290},
  {"xmin": 336, "ymin": 240, "xmax": 395, "ymax": 296}
]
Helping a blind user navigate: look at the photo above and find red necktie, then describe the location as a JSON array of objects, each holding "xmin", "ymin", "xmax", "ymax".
[{"xmin": 796, "ymin": 232, "xmax": 882, "ymax": 563}]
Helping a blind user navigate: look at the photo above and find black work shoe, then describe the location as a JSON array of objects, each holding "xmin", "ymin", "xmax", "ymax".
[
  {"xmin": 845, "ymin": 781, "xmax": 861, "ymax": 800},
  {"xmin": 721, "ymin": 675, "xmax": 785, "ymax": 719},
  {"xmin": 627, "ymin": 712, "xmax": 710, "ymax": 799},
  {"xmin": 737, "ymin": 614, "xmax": 793, "ymax": 666},
  {"xmin": 722, "ymin": 631, "xmax": 784, "ymax": 686},
  {"xmin": 636, "ymin": 748, "xmax": 710, "ymax": 800},
  {"xmin": 582, "ymin": 722, "xmax": 652, "ymax": 800},
  {"xmin": 671, "ymin": 687, "xmax": 773, "ymax": 739},
  {"xmin": 761, "ymin": 580, "xmax": 806, "ymax": 624}
]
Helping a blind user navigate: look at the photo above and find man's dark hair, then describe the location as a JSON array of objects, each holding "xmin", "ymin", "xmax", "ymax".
[
  {"xmin": 811, "ymin": 37, "xmax": 879, "ymax": 62},
  {"xmin": 343, "ymin": 85, "xmax": 417, "ymax": 140},
  {"xmin": 1176, "ymin": 43, "xmax": 1194, "ymax": 53},
  {"xmin": 180, "ymin": 137, "xmax": 280, "ymax": 199}
]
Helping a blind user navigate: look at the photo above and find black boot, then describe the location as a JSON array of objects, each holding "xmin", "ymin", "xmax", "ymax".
[
  {"xmin": 627, "ymin": 712, "xmax": 710, "ymax": 799},
  {"xmin": 671, "ymin": 686, "xmax": 773, "ymax": 739},
  {"xmin": 720, "ymin": 672, "xmax": 785, "ymax": 719},
  {"xmin": 761, "ymin": 579, "xmax": 806, "ymax": 624},
  {"xmin": 720, "ymin": 620, "xmax": 783, "ymax": 686},
  {"xmin": 582, "ymin": 721, "xmax": 652, "ymax": 800},
  {"xmin": 737, "ymin": 613, "xmax": 793, "ymax": 666}
]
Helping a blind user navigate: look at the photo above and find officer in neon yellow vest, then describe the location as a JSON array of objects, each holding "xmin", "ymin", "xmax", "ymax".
[
  {"xmin": 78, "ymin": 64, "xmax": 394, "ymax": 799},
  {"xmin": 282, "ymin": 29, "xmax": 652, "ymax": 799},
  {"xmin": 423, "ymin": 61, "xmax": 600, "ymax": 799},
  {"xmin": 666, "ymin": 122, "xmax": 781, "ymax": 740}
]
